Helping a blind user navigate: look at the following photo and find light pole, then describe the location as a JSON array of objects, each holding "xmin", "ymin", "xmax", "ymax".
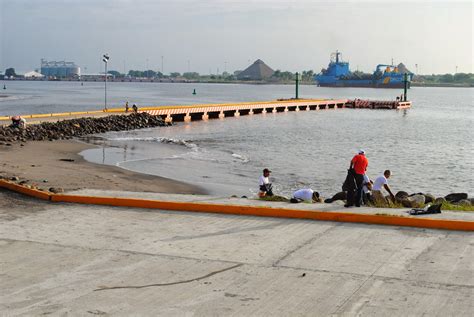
[
  {"xmin": 161, "ymin": 56, "xmax": 164, "ymax": 74},
  {"xmin": 102, "ymin": 53, "xmax": 109, "ymax": 111},
  {"xmin": 146, "ymin": 58, "xmax": 149, "ymax": 78},
  {"xmin": 455, "ymin": 65, "xmax": 458, "ymax": 74}
]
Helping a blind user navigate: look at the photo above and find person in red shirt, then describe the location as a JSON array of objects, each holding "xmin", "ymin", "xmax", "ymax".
[{"xmin": 345, "ymin": 149, "xmax": 368, "ymax": 207}]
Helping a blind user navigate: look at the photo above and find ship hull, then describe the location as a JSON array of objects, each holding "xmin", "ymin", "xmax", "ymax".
[{"xmin": 318, "ymin": 81, "xmax": 408, "ymax": 89}]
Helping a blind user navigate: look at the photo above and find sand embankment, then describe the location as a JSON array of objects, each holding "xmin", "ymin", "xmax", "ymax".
[{"xmin": 0, "ymin": 140, "xmax": 206, "ymax": 195}]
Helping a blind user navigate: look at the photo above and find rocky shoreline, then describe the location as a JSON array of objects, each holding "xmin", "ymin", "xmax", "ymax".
[
  {"xmin": 325, "ymin": 191, "xmax": 473, "ymax": 208},
  {"xmin": 0, "ymin": 112, "xmax": 169, "ymax": 144},
  {"xmin": 0, "ymin": 113, "xmax": 471, "ymax": 208}
]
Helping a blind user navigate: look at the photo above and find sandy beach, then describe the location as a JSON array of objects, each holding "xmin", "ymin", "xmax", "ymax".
[{"xmin": 0, "ymin": 139, "xmax": 206, "ymax": 195}]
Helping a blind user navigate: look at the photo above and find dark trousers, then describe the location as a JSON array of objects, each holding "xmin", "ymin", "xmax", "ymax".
[{"xmin": 346, "ymin": 173, "xmax": 364, "ymax": 206}]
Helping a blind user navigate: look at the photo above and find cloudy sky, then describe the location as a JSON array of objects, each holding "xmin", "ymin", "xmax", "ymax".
[{"xmin": 0, "ymin": 0, "xmax": 472, "ymax": 74}]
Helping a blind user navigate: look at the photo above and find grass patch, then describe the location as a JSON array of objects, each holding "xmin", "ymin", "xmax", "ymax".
[
  {"xmin": 259, "ymin": 195, "xmax": 289, "ymax": 202},
  {"xmin": 368, "ymin": 200, "xmax": 474, "ymax": 212},
  {"xmin": 440, "ymin": 202, "xmax": 474, "ymax": 212}
]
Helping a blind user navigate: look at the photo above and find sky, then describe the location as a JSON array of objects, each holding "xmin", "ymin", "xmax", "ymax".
[{"xmin": 0, "ymin": 0, "xmax": 472, "ymax": 75}]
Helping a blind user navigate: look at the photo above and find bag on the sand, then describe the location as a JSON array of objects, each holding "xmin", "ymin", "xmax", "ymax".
[{"xmin": 408, "ymin": 204, "xmax": 442, "ymax": 215}]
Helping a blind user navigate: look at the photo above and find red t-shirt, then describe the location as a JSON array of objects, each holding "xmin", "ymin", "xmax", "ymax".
[{"xmin": 351, "ymin": 154, "xmax": 368, "ymax": 175}]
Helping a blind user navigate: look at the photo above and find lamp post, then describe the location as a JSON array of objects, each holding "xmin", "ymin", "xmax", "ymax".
[{"xmin": 102, "ymin": 54, "xmax": 109, "ymax": 111}]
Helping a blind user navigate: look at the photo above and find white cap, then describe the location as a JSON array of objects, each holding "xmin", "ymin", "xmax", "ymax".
[{"xmin": 358, "ymin": 149, "xmax": 365, "ymax": 154}]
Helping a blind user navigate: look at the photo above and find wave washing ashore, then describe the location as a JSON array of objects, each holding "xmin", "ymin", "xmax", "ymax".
[
  {"xmin": 0, "ymin": 105, "xmax": 472, "ymax": 213},
  {"xmin": 0, "ymin": 83, "xmax": 472, "ymax": 206}
]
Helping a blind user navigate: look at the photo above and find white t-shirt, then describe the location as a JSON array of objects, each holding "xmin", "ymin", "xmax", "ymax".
[
  {"xmin": 293, "ymin": 188, "xmax": 314, "ymax": 201},
  {"xmin": 373, "ymin": 175, "xmax": 388, "ymax": 191},
  {"xmin": 259, "ymin": 176, "xmax": 269, "ymax": 186},
  {"xmin": 362, "ymin": 174, "xmax": 371, "ymax": 194}
]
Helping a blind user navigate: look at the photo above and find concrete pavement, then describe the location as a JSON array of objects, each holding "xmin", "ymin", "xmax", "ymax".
[
  {"xmin": 1, "ymin": 190, "xmax": 472, "ymax": 316},
  {"xmin": 70, "ymin": 189, "xmax": 474, "ymax": 222}
]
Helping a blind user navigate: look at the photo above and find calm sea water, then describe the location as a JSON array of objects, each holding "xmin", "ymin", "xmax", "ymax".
[{"xmin": 1, "ymin": 81, "xmax": 473, "ymax": 197}]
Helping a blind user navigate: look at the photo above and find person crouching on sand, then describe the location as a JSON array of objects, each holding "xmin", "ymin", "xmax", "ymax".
[
  {"xmin": 258, "ymin": 168, "xmax": 273, "ymax": 197},
  {"xmin": 10, "ymin": 116, "xmax": 26, "ymax": 129},
  {"xmin": 291, "ymin": 188, "xmax": 320, "ymax": 203}
]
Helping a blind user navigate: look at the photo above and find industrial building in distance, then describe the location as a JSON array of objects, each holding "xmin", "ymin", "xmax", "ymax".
[{"xmin": 40, "ymin": 59, "xmax": 81, "ymax": 78}]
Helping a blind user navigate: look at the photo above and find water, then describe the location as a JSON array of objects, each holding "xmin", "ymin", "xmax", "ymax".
[{"xmin": 2, "ymin": 80, "xmax": 473, "ymax": 197}]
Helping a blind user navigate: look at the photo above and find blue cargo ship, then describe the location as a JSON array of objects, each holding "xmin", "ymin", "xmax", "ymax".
[{"xmin": 315, "ymin": 51, "xmax": 413, "ymax": 88}]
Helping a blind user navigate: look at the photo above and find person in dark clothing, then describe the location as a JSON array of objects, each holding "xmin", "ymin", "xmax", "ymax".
[{"xmin": 345, "ymin": 149, "xmax": 368, "ymax": 207}]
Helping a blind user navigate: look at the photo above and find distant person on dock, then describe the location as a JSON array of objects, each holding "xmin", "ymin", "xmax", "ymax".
[
  {"xmin": 125, "ymin": 101, "xmax": 129, "ymax": 112},
  {"xmin": 258, "ymin": 168, "xmax": 273, "ymax": 197},
  {"xmin": 10, "ymin": 116, "xmax": 26, "ymax": 129},
  {"xmin": 291, "ymin": 188, "xmax": 320, "ymax": 203},
  {"xmin": 345, "ymin": 149, "xmax": 368, "ymax": 208},
  {"xmin": 132, "ymin": 104, "xmax": 138, "ymax": 113},
  {"xmin": 372, "ymin": 170, "xmax": 395, "ymax": 205}
]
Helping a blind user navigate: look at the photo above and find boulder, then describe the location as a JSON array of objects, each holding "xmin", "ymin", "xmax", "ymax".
[
  {"xmin": 0, "ymin": 113, "xmax": 168, "ymax": 144},
  {"xmin": 402, "ymin": 194, "xmax": 425, "ymax": 208},
  {"xmin": 423, "ymin": 193, "xmax": 436, "ymax": 204},
  {"xmin": 445, "ymin": 193, "xmax": 468, "ymax": 203},
  {"xmin": 49, "ymin": 187, "xmax": 64, "ymax": 193},
  {"xmin": 457, "ymin": 199, "xmax": 471, "ymax": 206},
  {"xmin": 330, "ymin": 191, "xmax": 347, "ymax": 202},
  {"xmin": 434, "ymin": 197, "xmax": 447, "ymax": 205},
  {"xmin": 395, "ymin": 191, "xmax": 409, "ymax": 202}
]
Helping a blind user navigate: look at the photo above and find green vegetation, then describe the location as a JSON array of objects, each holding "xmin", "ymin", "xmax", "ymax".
[
  {"xmin": 413, "ymin": 73, "xmax": 473, "ymax": 86},
  {"xmin": 259, "ymin": 195, "xmax": 290, "ymax": 202},
  {"xmin": 4, "ymin": 68, "xmax": 16, "ymax": 77},
  {"xmin": 440, "ymin": 201, "xmax": 474, "ymax": 212},
  {"xmin": 369, "ymin": 200, "xmax": 474, "ymax": 212}
]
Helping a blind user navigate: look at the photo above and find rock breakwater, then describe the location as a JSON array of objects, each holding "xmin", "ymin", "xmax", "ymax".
[{"xmin": 0, "ymin": 113, "xmax": 169, "ymax": 143}]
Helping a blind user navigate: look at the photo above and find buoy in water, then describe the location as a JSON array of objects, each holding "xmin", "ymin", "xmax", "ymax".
[{"xmin": 192, "ymin": 89, "xmax": 196, "ymax": 95}]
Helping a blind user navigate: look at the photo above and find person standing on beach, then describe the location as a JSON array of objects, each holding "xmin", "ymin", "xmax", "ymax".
[
  {"xmin": 125, "ymin": 101, "xmax": 129, "ymax": 112},
  {"xmin": 258, "ymin": 168, "xmax": 273, "ymax": 197},
  {"xmin": 372, "ymin": 170, "xmax": 395, "ymax": 205},
  {"xmin": 345, "ymin": 149, "xmax": 368, "ymax": 207}
]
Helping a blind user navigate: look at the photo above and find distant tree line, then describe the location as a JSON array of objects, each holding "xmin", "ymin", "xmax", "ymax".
[{"xmin": 414, "ymin": 73, "xmax": 473, "ymax": 85}]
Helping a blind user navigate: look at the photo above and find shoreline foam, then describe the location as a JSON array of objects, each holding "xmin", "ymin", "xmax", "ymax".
[{"xmin": 0, "ymin": 139, "xmax": 206, "ymax": 195}]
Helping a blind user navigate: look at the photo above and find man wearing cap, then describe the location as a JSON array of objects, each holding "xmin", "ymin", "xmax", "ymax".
[
  {"xmin": 346, "ymin": 150, "xmax": 368, "ymax": 207},
  {"xmin": 259, "ymin": 168, "xmax": 274, "ymax": 197}
]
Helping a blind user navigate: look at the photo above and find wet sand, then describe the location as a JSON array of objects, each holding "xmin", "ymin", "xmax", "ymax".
[{"xmin": 0, "ymin": 139, "xmax": 206, "ymax": 195}]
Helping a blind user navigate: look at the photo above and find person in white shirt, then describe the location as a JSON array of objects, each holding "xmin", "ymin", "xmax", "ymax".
[
  {"xmin": 258, "ymin": 168, "xmax": 273, "ymax": 197},
  {"xmin": 362, "ymin": 174, "xmax": 373, "ymax": 205},
  {"xmin": 292, "ymin": 188, "xmax": 320, "ymax": 203},
  {"xmin": 372, "ymin": 170, "xmax": 395, "ymax": 204}
]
